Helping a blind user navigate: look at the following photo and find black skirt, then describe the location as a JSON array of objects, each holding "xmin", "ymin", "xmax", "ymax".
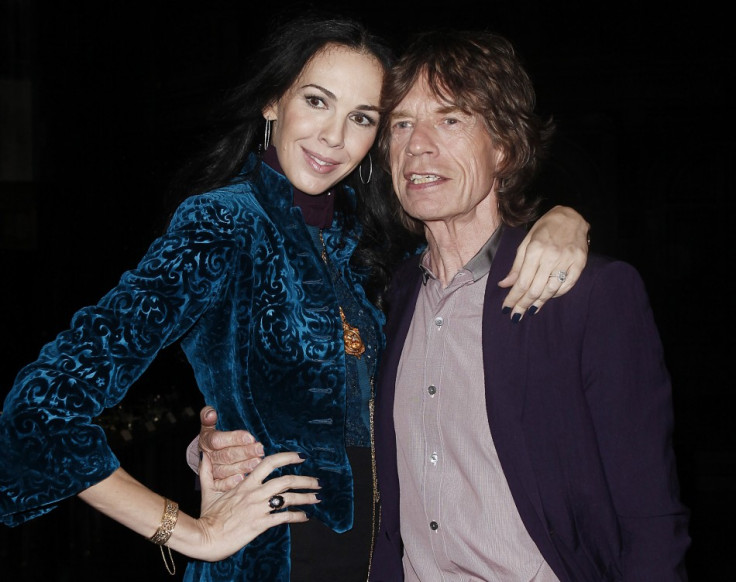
[{"xmin": 289, "ymin": 446, "xmax": 374, "ymax": 581}]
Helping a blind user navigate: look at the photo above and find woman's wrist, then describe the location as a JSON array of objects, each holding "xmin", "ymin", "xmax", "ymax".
[
  {"xmin": 149, "ymin": 498, "xmax": 179, "ymax": 545},
  {"xmin": 164, "ymin": 508, "xmax": 209, "ymax": 560}
]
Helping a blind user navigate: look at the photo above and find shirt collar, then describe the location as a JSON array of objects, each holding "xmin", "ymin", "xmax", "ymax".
[{"xmin": 419, "ymin": 224, "xmax": 505, "ymax": 284}]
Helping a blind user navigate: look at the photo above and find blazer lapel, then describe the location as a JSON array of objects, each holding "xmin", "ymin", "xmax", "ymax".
[
  {"xmin": 482, "ymin": 228, "xmax": 553, "ymax": 549},
  {"xmin": 374, "ymin": 256, "xmax": 424, "ymax": 541}
]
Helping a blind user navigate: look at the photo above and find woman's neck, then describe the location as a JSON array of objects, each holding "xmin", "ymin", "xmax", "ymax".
[{"xmin": 263, "ymin": 146, "xmax": 334, "ymax": 228}]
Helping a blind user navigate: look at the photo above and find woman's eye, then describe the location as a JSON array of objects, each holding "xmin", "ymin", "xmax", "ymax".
[
  {"xmin": 306, "ymin": 95, "xmax": 327, "ymax": 108},
  {"xmin": 352, "ymin": 113, "xmax": 376, "ymax": 127}
]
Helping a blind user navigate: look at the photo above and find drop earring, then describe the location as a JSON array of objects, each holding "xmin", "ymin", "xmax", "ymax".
[
  {"xmin": 359, "ymin": 153, "xmax": 373, "ymax": 184},
  {"xmin": 263, "ymin": 119, "xmax": 272, "ymax": 150}
]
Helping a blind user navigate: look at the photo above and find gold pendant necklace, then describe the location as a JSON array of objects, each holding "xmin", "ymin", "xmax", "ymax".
[
  {"xmin": 319, "ymin": 230, "xmax": 366, "ymax": 358},
  {"xmin": 340, "ymin": 307, "xmax": 366, "ymax": 358}
]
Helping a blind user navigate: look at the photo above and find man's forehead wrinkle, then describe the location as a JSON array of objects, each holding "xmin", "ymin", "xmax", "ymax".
[{"xmin": 390, "ymin": 96, "xmax": 461, "ymax": 121}]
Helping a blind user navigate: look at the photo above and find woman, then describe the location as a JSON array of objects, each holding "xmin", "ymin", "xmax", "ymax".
[{"xmin": 0, "ymin": 13, "xmax": 588, "ymax": 582}]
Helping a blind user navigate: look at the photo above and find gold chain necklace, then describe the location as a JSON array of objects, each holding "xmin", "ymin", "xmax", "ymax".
[
  {"xmin": 367, "ymin": 377, "xmax": 380, "ymax": 581},
  {"xmin": 319, "ymin": 229, "xmax": 366, "ymax": 358}
]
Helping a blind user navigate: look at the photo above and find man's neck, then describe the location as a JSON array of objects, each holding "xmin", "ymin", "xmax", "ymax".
[{"xmin": 425, "ymin": 217, "xmax": 500, "ymax": 287}]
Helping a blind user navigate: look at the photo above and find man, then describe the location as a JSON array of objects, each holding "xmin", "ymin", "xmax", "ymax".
[{"xmin": 368, "ymin": 29, "xmax": 689, "ymax": 580}]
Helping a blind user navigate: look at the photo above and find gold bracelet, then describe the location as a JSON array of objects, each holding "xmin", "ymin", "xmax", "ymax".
[
  {"xmin": 150, "ymin": 498, "xmax": 178, "ymax": 575},
  {"xmin": 150, "ymin": 498, "xmax": 179, "ymax": 545}
]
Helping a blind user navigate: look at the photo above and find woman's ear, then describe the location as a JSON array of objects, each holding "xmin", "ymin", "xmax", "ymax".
[{"xmin": 262, "ymin": 102, "xmax": 277, "ymax": 121}]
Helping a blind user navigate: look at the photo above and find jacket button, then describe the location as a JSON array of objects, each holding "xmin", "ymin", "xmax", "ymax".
[{"xmin": 429, "ymin": 521, "xmax": 439, "ymax": 531}]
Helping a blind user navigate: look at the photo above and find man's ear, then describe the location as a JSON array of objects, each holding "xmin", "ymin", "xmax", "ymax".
[
  {"xmin": 494, "ymin": 147, "xmax": 506, "ymax": 168},
  {"xmin": 492, "ymin": 147, "xmax": 508, "ymax": 184}
]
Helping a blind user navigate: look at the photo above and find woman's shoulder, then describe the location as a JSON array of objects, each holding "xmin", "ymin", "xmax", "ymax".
[
  {"xmin": 184, "ymin": 179, "xmax": 264, "ymax": 210},
  {"xmin": 169, "ymin": 181, "xmax": 267, "ymax": 231}
]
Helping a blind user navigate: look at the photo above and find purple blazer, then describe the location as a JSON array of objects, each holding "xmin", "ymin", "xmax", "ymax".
[{"xmin": 370, "ymin": 226, "xmax": 690, "ymax": 581}]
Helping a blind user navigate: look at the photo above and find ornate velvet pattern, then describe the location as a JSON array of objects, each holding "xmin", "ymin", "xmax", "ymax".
[{"xmin": 0, "ymin": 155, "xmax": 385, "ymax": 581}]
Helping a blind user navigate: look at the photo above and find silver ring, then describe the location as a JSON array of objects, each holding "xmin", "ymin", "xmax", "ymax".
[
  {"xmin": 268, "ymin": 494, "xmax": 285, "ymax": 510},
  {"xmin": 549, "ymin": 270, "xmax": 567, "ymax": 282}
]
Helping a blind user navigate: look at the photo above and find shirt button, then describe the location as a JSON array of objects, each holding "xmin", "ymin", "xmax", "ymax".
[
  {"xmin": 434, "ymin": 316, "xmax": 444, "ymax": 327},
  {"xmin": 427, "ymin": 385, "xmax": 437, "ymax": 396},
  {"xmin": 430, "ymin": 452, "xmax": 438, "ymax": 466},
  {"xmin": 429, "ymin": 521, "xmax": 439, "ymax": 531}
]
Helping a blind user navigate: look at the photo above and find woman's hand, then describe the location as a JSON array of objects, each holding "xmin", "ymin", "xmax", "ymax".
[
  {"xmin": 78, "ymin": 455, "xmax": 320, "ymax": 564},
  {"xmin": 192, "ymin": 450, "xmax": 321, "ymax": 562},
  {"xmin": 499, "ymin": 205, "xmax": 590, "ymax": 320}
]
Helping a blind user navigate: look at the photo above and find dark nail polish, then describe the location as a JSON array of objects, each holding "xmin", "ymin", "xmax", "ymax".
[
  {"xmin": 316, "ymin": 478, "xmax": 324, "ymax": 488},
  {"xmin": 528, "ymin": 305, "xmax": 538, "ymax": 316},
  {"xmin": 298, "ymin": 452, "xmax": 307, "ymax": 459},
  {"xmin": 511, "ymin": 312, "xmax": 522, "ymax": 323},
  {"xmin": 315, "ymin": 493, "xmax": 324, "ymax": 500},
  {"xmin": 502, "ymin": 306, "xmax": 511, "ymax": 314}
]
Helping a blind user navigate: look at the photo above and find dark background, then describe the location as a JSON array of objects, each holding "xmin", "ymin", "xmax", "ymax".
[{"xmin": 1, "ymin": 1, "xmax": 734, "ymax": 580}]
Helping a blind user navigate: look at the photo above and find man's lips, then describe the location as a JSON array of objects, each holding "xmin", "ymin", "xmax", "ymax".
[{"xmin": 407, "ymin": 172, "xmax": 442, "ymax": 185}]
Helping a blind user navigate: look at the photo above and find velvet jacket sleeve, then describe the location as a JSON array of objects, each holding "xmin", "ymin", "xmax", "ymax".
[{"xmin": 0, "ymin": 192, "xmax": 243, "ymax": 526}]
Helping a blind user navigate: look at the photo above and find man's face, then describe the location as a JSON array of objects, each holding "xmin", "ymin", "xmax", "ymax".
[{"xmin": 388, "ymin": 75, "xmax": 503, "ymax": 231}]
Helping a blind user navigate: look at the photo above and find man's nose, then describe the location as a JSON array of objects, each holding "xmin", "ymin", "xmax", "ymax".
[{"xmin": 406, "ymin": 122, "xmax": 435, "ymax": 156}]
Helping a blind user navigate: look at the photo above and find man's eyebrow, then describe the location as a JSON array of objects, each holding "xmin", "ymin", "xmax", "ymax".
[
  {"xmin": 389, "ymin": 108, "xmax": 411, "ymax": 120},
  {"xmin": 300, "ymin": 83, "xmax": 380, "ymax": 112},
  {"xmin": 389, "ymin": 103, "xmax": 461, "ymax": 119},
  {"xmin": 437, "ymin": 104, "xmax": 463, "ymax": 114}
]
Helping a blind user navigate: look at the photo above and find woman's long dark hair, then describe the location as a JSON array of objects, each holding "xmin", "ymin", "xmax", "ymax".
[
  {"xmin": 173, "ymin": 14, "xmax": 392, "ymax": 196},
  {"xmin": 169, "ymin": 12, "xmax": 419, "ymax": 310}
]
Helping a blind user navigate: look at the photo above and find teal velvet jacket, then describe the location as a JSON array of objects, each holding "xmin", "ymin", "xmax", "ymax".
[{"xmin": 0, "ymin": 154, "xmax": 385, "ymax": 581}]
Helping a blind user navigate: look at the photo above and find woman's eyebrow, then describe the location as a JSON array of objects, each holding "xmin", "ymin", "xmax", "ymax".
[
  {"xmin": 300, "ymin": 83, "xmax": 335, "ymax": 100},
  {"xmin": 301, "ymin": 83, "xmax": 380, "ymax": 112}
]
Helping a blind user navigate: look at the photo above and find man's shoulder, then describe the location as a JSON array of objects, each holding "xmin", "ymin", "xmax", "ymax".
[
  {"xmin": 584, "ymin": 253, "xmax": 644, "ymax": 284},
  {"xmin": 392, "ymin": 251, "xmax": 423, "ymax": 284},
  {"xmin": 562, "ymin": 253, "xmax": 651, "ymax": 311},
  {"xmin": 385, "ymin": 253, "xmax": 423, "ymax": 313}
]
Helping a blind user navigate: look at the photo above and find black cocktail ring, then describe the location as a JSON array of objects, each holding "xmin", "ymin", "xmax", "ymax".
[{"xmin": 268, "ymin": 494, "xmax": 285, "ymax": 510}]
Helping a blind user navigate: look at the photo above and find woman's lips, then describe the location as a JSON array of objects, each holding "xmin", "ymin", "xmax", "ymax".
[{"xmin": 302, "ymin": 148, "xmax": 341, "ymax": 174}]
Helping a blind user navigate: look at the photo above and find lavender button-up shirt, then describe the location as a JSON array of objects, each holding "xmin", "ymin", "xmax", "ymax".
[{"xmin": 394, "ymin": 229, "xmax": 559, "ymax": 582}]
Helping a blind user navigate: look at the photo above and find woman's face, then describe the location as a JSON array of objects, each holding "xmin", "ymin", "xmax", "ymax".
[{"xmin": 263, "ymin": 44, "xmax": 384, "ymax": 195}]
